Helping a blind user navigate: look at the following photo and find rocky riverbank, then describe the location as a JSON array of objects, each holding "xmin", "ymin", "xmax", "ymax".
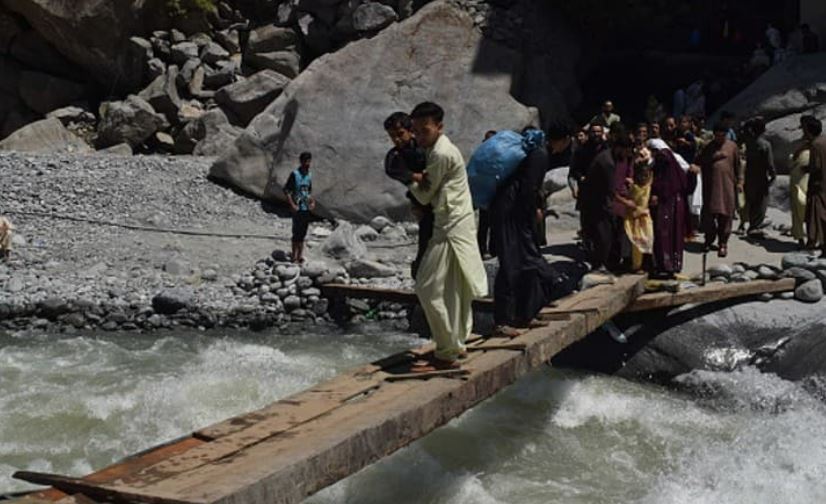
[{"xmin": 0, "ymin": 151, "xmax": 422, "ymax": 333}]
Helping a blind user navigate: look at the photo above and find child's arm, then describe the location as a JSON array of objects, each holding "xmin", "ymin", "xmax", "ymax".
[{"xmin": 409, "ymin": 153, "xmax": 448, "ymax": 205}]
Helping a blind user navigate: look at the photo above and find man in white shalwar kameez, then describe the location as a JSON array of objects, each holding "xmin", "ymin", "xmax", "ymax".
[{"xmin": 408, "ymin": 102, "xmax": 488, "ymax": 368}]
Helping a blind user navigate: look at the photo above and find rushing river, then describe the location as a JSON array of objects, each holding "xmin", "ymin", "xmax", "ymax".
[{"xmin": 2, "ymin": 327, "xmax": 826, "ymax": 504}]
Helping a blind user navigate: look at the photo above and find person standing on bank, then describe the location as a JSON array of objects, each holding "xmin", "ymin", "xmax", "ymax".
[
  {"xmin": 790, "ymin": 116, "xmax": 813, "ymax": 248},
  {"xmin": 283, "ymin": 152, "xmax": 315, "ymax": 264},
  {"xmin": 408, "ymin": 102, "xmax": 488, "ymax": 370},
  {"xmin": 696, "ymin": 123, "xmax": 740, "ymax": 257},
  {"xmin": 742, "ymin": 116, "xmax": 776, "ymax": 237},
  {"xmin": 804, "ymin": 116, "xmax": 826, "ymax": 254},
  {"xmin": 477, "ymin": 130, "xmax": 498, "ymax": 258}
]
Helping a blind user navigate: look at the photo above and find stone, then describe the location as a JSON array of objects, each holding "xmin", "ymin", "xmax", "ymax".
[
  {"xmin": 61, "ymin": 312, "xmax": 86, "ymax": 328},
  {"xmin": 311, "ymin": 298, "xmax": 329, "ymax": 315},
  {"xmin": 201, "ymin": 41, "xmax": 230, "ymax": 65},
  {"xmin": 580, "ymin": 273, "xmax": 615, "ymax": 290},
  {"xmin": 245, "ymin": 50, "xmax": 300, "ymax": 79},
  {"xmin": 147, "ymin": 57, "xmax": 166, "ymax": 80},
  {"xmin": 380, "ymin": 225, "xmax": 407, "ymax": 241},
  {"xmin": 18, "ymin": 71, "xmax": 86, "ymax": 114},
  {"xmin": 163, "ymin": 258, "xmax": 192, "ymax": 276},
  {"xmin": 246, "ymin": 25, "xmax": 298, "ymax": 55},
  {"xmin": 744, "ymin": 270, "xmax": 760, "ymax": 281},
  {"xmin": 5, "ymin": 1, "xmax": 166, "ymax": 90},
  {"xmin": 203, "ymin": 60, "xmax": 239, "ymax": 90},
  {"xmin": 202, "ymin": 268, "xmax": 218, "ymax": 281},
  {"xmin": 403, "ymin": 222, "xmax": 419, "ymax": 237},
  {"xmin": 283, "ymin": 294, "xmax": 302, "ymax": 310},
  {"xmin": 192, "ymin": 108, "xmax": 243, "ymax": 156},
  {"xmin": 782, "ymin": 252, "xmax": 813, "ymax": 270},
  {"xmin": 46, "ymin": 105, "xmax": 96, "ymax": 125},
  {"xmin": 352, "ymin": 2, "xmax": 397, "ymax": 32},
  {"xmin": 707, "ymin": 264, "xmax": 733, "ymax": 279},
  {"xmin": 39, "ymin": 297, "xmax": 70, "ymax": 319},
  {"xmin": 783, "ymin": 267, "xmax": 817, "ymax": 282},
  {"xmin": 215, "ymin": 29, "xmax": 241, "ymax": 53},
  {"xmin": 322, "ymin": 222, "xmax": 367, "ymax": 260},
  {"xmin": 757, "ymin": 265, "xmax": 780, "ymax": 280},
  {"xmin": 0, "ymin": 117, "xmax": 92, "ymax": 154},
  {"xmin": 278, "ymin": 265, "xmax": 301, "ymax": 280},
  {"xmin": 795, "ymin": 279, "xmax": 823, "ymax": 303},
  {"xmin": 210, "ymin": 3, "xmax": 542, "ymax": 222},
  {"xmin": 301, "ymin": 287, "xmax": 321, "ymax": 297},
  {"xmin": 152, "ymin": 288, "xmax": 194, "ymax": 314},
  {"xmin": 170, "ymin": 42, "xmax": 200, "ymax": 65},
  {"xmin": 345, "ymin": 258, "xmax": 397, "ymax": 278},
  {"xmin": 97, "ymin": 95, "xmax": 168, "ymax": 148},
  {"xmin": 369, "ymin": 216, "xmax": 393, "ymax": 232},
  {"xmin": 301, "ymin": 261, "xmax": 327, "ymax": 278},
  {"xmin": 272, "ymin": 249, "xmax": 291, "ymax": 262},
  {"xmin": 355, "ymin": 225, "xmax": 379, "ymax": 242},
  {"xmin": 297, "ymin": 276, "xmax": 314, "ymax": 288},
  {"xmin": 215, "ymin": 69, "xmax": 290, "ymax": 126},
  {"xmin": 98, "ymin": 143, "xmax": 133, "ymax": 155},
  {"xmin": 138, "ymin": 66, "xmax": 183, "ymax": 123}
]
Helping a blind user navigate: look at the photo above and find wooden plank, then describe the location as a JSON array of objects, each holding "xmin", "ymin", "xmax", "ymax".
[
  {"xmin": 320, "ymin": 284, "xmax": 495, "ymax": 312},
  {"xmin": 92, "ymin": 275, "xmax": 645, "ymax": 504},
  {"xmin": 11, "ymin": 473, "xmax": 190, "ymax": 504},
  {"xmin": 625, "ymin": 278, "xmax": 795, "ymax": 313}
]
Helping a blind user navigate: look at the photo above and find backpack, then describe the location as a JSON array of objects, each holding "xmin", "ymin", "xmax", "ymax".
[{"xmin": 467, "ymin": 129, "xmax": 546, "ymax": 209}]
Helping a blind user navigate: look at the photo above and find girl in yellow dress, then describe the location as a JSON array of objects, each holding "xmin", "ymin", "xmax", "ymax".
[{"xmin": 625, "ymin": 155, "xmax": 654, "ymax": 272}]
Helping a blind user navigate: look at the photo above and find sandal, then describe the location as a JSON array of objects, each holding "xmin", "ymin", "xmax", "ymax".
[{"xmin": 492, "ymin": 325, "xmax": 525, "ymax": 339}]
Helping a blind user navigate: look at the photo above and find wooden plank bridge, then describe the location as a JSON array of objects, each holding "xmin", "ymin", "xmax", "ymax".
[{"xmin": 9, "ymin": 276, "xmax": 795, "ymax": 504}]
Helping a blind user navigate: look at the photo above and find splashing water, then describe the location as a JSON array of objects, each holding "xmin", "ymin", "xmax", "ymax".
[{"xmin": 2, "ymin": 329, "xmax": 826, "ymax": 504}]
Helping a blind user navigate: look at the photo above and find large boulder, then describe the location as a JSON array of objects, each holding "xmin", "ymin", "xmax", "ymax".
[
  {"xmin": 0, "ymin": 117, "xmax": 92, "ymax": 153},
  {"xmin": 245, "ymin": 50, "xmax": 301, "ymax": 79},
  {"xmin": 215, "ymin": 69, "xmax": 290, "ymax": 126},
  {"xmin": 137, "ymin": 66, "xmax": 183, "ymax": 123},
  {"xmin": 210, "ymin": 2, "xmax": 542, "ymax": 222},
  {"xmin": 716, "ymin": 54, "xmax": 826, "ymax": 172},
  {"xmin": 4, "ymin": 0, "xmax": 169, "ymax": 90},
  {"xmin": 97, "ymin": 95, "xmax": 168, "ymax": 148},
  {"xmin": 18, "ymin": 70, "xmax": 87, "ymax": 114}
]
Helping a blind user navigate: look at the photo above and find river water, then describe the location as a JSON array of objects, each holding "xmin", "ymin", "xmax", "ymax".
[{"xmin": 2, "ymin": 327, "xmax": 826, "ymax": 504}]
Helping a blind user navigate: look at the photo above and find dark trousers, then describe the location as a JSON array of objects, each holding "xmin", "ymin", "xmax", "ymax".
[
  {"xmin": 747, "ymin": 193, "xmax": 769, "ymax": 232},
  {"xmin": 586, "ymin": 210, "xmax": 615, "ymax": 270},
  {"xmin": 411, "ymin": 210, "xmax": 434, "ymax": 279},
  {"xmin": 704, "ymin": 213, "xmax": 733, "ymax": 246},
  {"xmin": 477, "ymin": 209, "xmax": 494, "ymax": 256}
]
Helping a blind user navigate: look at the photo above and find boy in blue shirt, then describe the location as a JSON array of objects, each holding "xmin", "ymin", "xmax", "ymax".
[{"xmin": 283, "ymin": 152, "xmax": 315, "ymax": 263}]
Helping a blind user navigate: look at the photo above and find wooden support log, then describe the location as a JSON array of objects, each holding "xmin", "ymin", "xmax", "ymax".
[
  {"xmin": 11, "ymin": 473, "xmax": 192, "ymax": 504},
  {"xmin": 625, "ymin": 278, "xmax": 795, "ymax": 313}
]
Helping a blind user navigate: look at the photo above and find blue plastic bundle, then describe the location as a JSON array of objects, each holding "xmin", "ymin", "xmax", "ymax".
[{"xmin": 467, "ymin": 129, "xmax": 545, "ymax": 209}]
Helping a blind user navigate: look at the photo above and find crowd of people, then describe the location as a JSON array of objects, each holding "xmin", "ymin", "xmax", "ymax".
[{"xmin": 368, "ymin": 97, "xmax": 826, "ymax": 372}]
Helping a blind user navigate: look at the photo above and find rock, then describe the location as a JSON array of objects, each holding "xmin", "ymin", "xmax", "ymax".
[
  {"xmin": 283, "ymin": 294, "xmax": 302, "ymax": 310},
  {"xmin": 345, "ymin": 258, "xmax": 396, "ymax": 278},
  {"xmin": 322, "ymin": 222, "xmax": 367, "ymax": 260},
  {"xmin": 7, "ymin": 277, "xmax": 23, "ymax": 293},
  {"xmin": 98, "ymin": 143, "xmax": 133, "ymax": 155},
  {"xmin": 744, "ymin": 269, "xmax": 760, "ymax": 281},
  {"xmin": 46, "ymin": 105, "xmax": 96, "ymax": 125},
  {"xmin": 138, "ymin": 66, "xmax": 183, "ymax": 123},
  {"xmin": 757, "ymin": 265, "xmax": 780, "ymax": 280},
  {"xmin": 192, "ymin": 108, "xmax": 243, "ymax": 156},
  {"xmin": 402, "ymin": 222, "xmax": 419, "ymax": 236},
  {"xmin": 5, "ymin": 1, "xmax": 165, "ymax": 90},
  {"xmin": 271, "ymin": 249, "xmax": 291, "ymax": 262},
  {"xmin": 277, "ymin": 265, "xmax": 301, "ymax": 280},
  {"xmin": 97, "ymin": 95, "xmax": 168, "ymax": 148},
  {"xmin": 152, "ymin": 287, "xmax": 195, "ymax": 314},
  {"xmin": 153, "ymin": 131, "xmax": 175, "ymax": 151},
  {"xmin": 200, "ymin": 41, "xmax": 228, "ymax": 64},
  {"xmin": 163, "ymin": 258, "xmax": 192, "ymax": 276},
  {"xmin": 707, "ymin": 264, "xmax": 733, "ymax": 279},
  {"xmin": 18, "ymin": 71, "xmax": 86, "ymax": 114},
  {"xmin": 782, "ymin": 252, "xmax": 814, "ymax": 270},
  {"xmin": 203, "ymin": 60, "xmax": 239, "ymax": 89},
  {"xmin": 147, "ymin": 57, "xmax": 166, "ymax": 80},
  {"xmin": 202, "ymin": 268, "xmax": 218, "ymax": 281},
  {"xmin": 61, "ymin": 312, "xmax": 86, "ymax": 328},
  {"xmin": 246, "ymin": 25, "xmax": 298, "ymax": 54},
  {"xmin": 245, "ymin": 50, "xmax": 300, "ymax": 79},
  {"xmin": 369, "ymin": 216, "xmax": 393, "ymax": 232},
  {"xmin": 795, "ymin": 279, "xmax": 823, "ymax": 303},
  {"xmin": 352, "ymin": 2, "xmax": 397, "ymax": 31},
  {"xmin": 215, "ymin": 29, "xmax": 241, "ymax": 53},
  {"xmin": 543, "ymin": 166, "xmax": 569, "ymax": 196},
  {"xmin": 380, "ymin": 225, "xmax": 407, "ymax": 241},
  {"xmin": 39, "ymin": 297, "xmax": 71, "ymax": 319},
  {"xmin": 783, "ymin": 266, "xmax": 817, "ymax": 283},
  {"xmin": 301, "ymin": 261, "xmax": 328, "ymax": 278},
  {"xmin": 170, "ymin": 42, "xmax": 200, "ymax": 65},
  {"xmin": 215, "ymin": 69, "xmax": 290, "ymax": 126},
  {"xmin": 210, "ymin": 3, "xmax": 541, "ymax": 222},
  {"xmin": 580, "ymin": 272, "xmax": 615, "ymax": 290},
  {"xmin": 355, "ymin": 225, "xmax": 379, "ymax": 242},
  {"xmin": 0, "ymin": 117, "xmax": 91, "ymax": 153}
]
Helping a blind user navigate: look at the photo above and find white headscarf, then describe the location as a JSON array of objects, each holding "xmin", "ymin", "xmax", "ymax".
[{"xmin": 647, "ymin": 139, "xmax": 690, "ymax": 171}]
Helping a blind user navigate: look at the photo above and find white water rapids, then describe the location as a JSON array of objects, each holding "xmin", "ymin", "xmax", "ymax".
[{"xmin": 2, "ymin": 328, "xmax": 825, "ymax": 503}]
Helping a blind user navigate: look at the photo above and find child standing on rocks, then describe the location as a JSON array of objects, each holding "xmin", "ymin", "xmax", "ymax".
[
  {"xmin": 383, "ymin": 111, "xmax": 432, "ymax": 278},
  {"xmin": 283, "ymin": 152, "xmax": 315, "ymax": 264},
  {"xmin": 408, "ymin": 102, "xmax": 487, "ymax": 370}
]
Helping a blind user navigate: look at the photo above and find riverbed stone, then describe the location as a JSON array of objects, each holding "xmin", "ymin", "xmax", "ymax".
[
  {"xmin": 152, "ymin": 287, "xmax": 194, "ymax": 314},
  {"xmin": 708, "ymin": 264, "xmax": 732, "ymax": 278},
  {"xmin": 783, "ymin": 267, "xmax": 817, "ymax": 283},
  {"xmin": 795, "ymin": 279, "xmax": 823, "ymax": 303},
  {"xmin": 345, "ymin": 258, "xmax": 396, "ymax": 278},
  {"xmin": 782, "ymin": 252, "xmax": 813, "ymax": 270},
  {"xmin": 322, "ymin": 222, "xmax": 366, "ymax": 260},
  {"xmin": 355, "ymin": 225, "xmax": 379, "ymax": 242},
  {"xmin": 283, "ymin": 295, "xmax": 301, "ymax": 310}
]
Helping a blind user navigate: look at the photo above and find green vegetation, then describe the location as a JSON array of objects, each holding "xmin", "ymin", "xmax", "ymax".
[{"xmin": 165, "ymin": 0, "xmax": 217, "ymax": 17}]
